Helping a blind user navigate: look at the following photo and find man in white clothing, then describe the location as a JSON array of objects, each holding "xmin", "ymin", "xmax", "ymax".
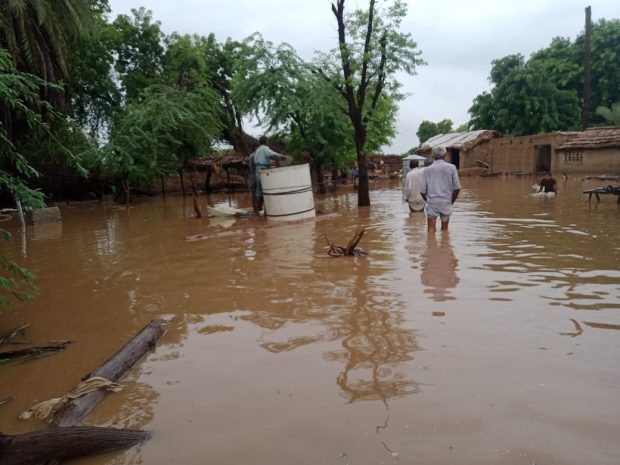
[
  {"xmin": 402, "ymin": 160, "xmax": 425, "ymax": 213},
  {"xmin": 419, "ymin": 146, "xmax": 461, "ymax": 232}
]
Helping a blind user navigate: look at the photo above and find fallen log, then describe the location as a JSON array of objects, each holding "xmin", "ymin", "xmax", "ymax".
[
  {"xmin": 0, "ymin": 426, "xmax": 150, "ymax": 465},
  {"xmin": 0, "ymin": 341, "xmax": 70, "ymax": 363},
  {"xmin": 51, "ymin": 320, "xmax": 165, "ymax": 427}
]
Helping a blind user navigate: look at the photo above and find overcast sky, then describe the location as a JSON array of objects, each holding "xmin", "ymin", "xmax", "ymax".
[{"xmin": 108, "ymin": 0, "xmax": 618, "ymax": 154}]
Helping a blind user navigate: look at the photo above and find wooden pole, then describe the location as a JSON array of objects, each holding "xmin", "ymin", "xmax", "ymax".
[{"xmin": 582, "ymin": 6, "xmax": 592, "ymax": 130}]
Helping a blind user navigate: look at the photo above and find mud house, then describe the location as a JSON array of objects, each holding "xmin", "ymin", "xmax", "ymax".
[
  {"xmin": 416, "ymin": 130, "xmax": 502, "ymax": 170},
  {"xmin": 555, "ymin": 126, "xmax": 620, "ymax": 175},
  {"xmin": 487, "ymin": 132, "xmax": 576, "ymax": 174}
]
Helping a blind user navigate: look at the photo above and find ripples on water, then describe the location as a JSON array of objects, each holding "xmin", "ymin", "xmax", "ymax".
[{"xmin": 1, "ymin": 177, "xmax": 619, "ymax": 465}]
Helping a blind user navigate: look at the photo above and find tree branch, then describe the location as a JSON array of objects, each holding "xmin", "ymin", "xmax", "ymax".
[
  {"xmin": 370, "ymin": 31, "xmax": 387, "ymax": 111},
  {"xmin": 332, "ymin": 0, "xmax": 357, "ymax": 111},
  {"xmin": 358, "ymin": 0, "xmax": 377, "ymax": 111},
  {"xmin": 314, "ymin": 66, "xmax": 347, "ymax": 99}
]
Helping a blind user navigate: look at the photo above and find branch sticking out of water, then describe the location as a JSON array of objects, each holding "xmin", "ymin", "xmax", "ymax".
[{"xmin": 325, "ymin": 228, "xmax": 367, "ymax": 257}]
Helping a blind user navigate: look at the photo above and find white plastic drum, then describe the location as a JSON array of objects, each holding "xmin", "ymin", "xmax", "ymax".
[{"xmin": 260, "ymin": 164, "xmax": 316, "ymax": 222}]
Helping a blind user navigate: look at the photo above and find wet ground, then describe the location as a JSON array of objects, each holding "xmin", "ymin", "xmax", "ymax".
[{"xmin": 1, "ymin": 176, "xmax": 619, "ymax": 465}]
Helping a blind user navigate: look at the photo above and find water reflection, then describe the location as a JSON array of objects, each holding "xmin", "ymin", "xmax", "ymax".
[
  {"xmin": 420, "ymin": 233, "xmax": 459, "ymax": 302},
  {"xmin": 325, "ymin": 259, "xmax": 419, "ymax": 406}
]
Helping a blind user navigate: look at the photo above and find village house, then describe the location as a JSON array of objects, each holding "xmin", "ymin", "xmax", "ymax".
[
  {"xmin": 555, "ymin": 126, "xmax": 620, "ymax": 175},
  {"xmin": 486, "ymin": 132, "xmax": 576, "ymax": 174},
  {"xmin": 416, "ymin": 127, "xmax": 620, "ymax": 176},
  {"xmin": 416, "ymin": 130, "xmax": 502, "ymax": 171}
]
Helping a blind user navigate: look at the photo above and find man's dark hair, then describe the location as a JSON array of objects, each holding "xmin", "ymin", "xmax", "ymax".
[
  {"xmin": 409, "ymin": 160, "xmax": 419, "ymax": 169},
  {"xmin": 302, "ymin": 147, "xmax": 311, "ymax": 153},
  {"xmin": 259, "ymin": 136, "xmax": 267, "ymax": 145}
]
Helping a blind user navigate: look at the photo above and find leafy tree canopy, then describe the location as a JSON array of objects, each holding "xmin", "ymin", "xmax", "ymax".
[
  {"xmin": 416, "ymin": 119, "xmax": 453, "ymax": 144},
  {"xmin": 469, "ymin": 54, "xmax": 580, "ymax": 136},
  {"xmin": 104, "ymin": 84, "xmax": 221, "ymax": 186},
  {"xmin": 470, "ymin": 19, "xmax": 620, "ymax": 134}
]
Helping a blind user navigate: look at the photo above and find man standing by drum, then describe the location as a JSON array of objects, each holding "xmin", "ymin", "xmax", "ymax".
[
  {"xmin": 254, "ymin": 136, "xmax": 286, "ymax": 214},
  {"xmin": 419, "ymin": 146, "xmax": 461, "ymax": 232}
]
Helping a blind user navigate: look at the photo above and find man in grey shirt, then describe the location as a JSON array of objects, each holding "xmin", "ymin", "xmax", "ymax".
[{"xmin": 419, "ymin": 146, "xmax": 461, "ymax": 232}]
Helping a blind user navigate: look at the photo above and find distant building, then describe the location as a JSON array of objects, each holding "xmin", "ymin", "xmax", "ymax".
[
  {"xmin": 416, "ymin": 130, "xmax": 502, "ymax": 170},
  {"xmin": 556, "ymin": 126, "xmax": 620, "ymax": 175},
  {"xmin": 416, "ymin": 128, "xmax": 620, "ymax": 176},
  {"xmin": 488, "ymin": 132, "xmax": 576, "ymax": 174}
]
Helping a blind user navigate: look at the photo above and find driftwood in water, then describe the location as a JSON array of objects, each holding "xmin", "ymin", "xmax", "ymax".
[
  {"xmin": 0, "ymin": 324, "xmax": 30, "ymax": 345},
  {"xmin": 0, "ymin": 341, "xmax": 70, "ymax": 363},
  {"xmin": 325, "ymin": 228, "xmax": 367, "ymax": 257},
  {"xmin": 0, "ymin": 426, "xmax": 150, "ymax": 465},
  {"xmin": 51, "ymin": 320, "xmax": 165, "ymax": 427}
]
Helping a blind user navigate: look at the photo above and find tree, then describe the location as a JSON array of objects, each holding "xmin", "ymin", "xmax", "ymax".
[
  {"xmin": 468, "ymin": 54, "xmax": 580, "ymax": 136},
  {"xmin": 0, "ymin": 51, "xmax": 60, "ymax": 307},
  {"xmin": 596, "ymin": 102, "xmax": 620, "ymax": 125},
  {"xmin": 416, "ymin": 119, "xmax": 453, "ymax": 144},
  {"xmin": 527, "ymin": 19, "xmax": 620, "ymax": 125},
  {"xmin": 0, "ymin": 0, "xmax": 94, "ymax": 85},
  {"xmin": 325, "ymin": 0, "xmax": 424, "ymax": 207},
  {"xmin": 109, "ymin": 7, "xmax": 164, "ymax": 102},
  {"xmin": 233, "ymin": 33, "xmax": 356, "ymax": 175},
  {"xmin": 67, "ymin": 0, "xmax": 121, "ymax": 137},
  {"xmin": 104, "ymin": 84, "xmax": 221, "ymax": 202}
]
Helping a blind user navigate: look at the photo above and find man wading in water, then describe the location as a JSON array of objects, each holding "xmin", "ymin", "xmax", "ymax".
[{"xmin": 420, "ymin": 146, "xmax": 461, "ymax": 233}]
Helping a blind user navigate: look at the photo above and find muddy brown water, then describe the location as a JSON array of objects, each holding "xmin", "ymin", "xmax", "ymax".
[{"xmin": 1, "ymin": 176, "xmax": 619, "ymax": 465}]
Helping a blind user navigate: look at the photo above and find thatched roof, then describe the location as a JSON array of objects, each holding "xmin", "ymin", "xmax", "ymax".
[
  {"xmin": 557, "ymin": 126, "xmax": 620, "ymax": 151},
  {"xmin": 416, "ymin": 130, "xmax": 502, "ymax": 155},
  {"xmin": 189, "ymin": 153, "xmax": 248, "ymax": 170}
]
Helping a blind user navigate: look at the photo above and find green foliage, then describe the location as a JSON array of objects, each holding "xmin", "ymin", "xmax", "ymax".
[
  {"xmin": 0, "ymin": 245, "xmax": 38, "ymax": 308},
  {"xmin": 0, "ymin": 50, "xmax": 57, "ymax": 308},
  {"xmin": 323, "ymin": 0, "xmax": 424, "ymax": 205},
  {"xmin": 596, "ymin": 102, "xmax": 620, "ymax": 125},
  {"xmin": 0, "ymin": 50, "xmax": 51, "ymax": 208},
  {"xmin": 416, "ymin": 119, "xmax": 453, "ymax": 144},
  {"xmin": 469, "ymin": 55, "xmax": 580, "ymax": 136},
  {"xmin": 162, "ymin": 33, "xmax": 210, "ymax": 90},
  {"xmin": 105, "ymin": 84, "xmax": 222, "ymax": 186},
  {"xmin": 67, "ymin": 0, "xmax": 121, "ymax": 137},
  {"xmin": 573, "ymin": 19, "xmax": 620, "ymax": 118},
  {"xmin": 473, "ymin": 19, "xmax": 620, "ymax": 133},
  {"xmin": 109, "ymin": 8, "xmax": 164, "ymax": 102},
  {"xmin": 0, "ymin": 0, "xmax": 94, "ymax": 83}
]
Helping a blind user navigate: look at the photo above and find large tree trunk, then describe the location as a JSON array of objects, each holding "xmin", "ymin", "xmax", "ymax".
[
  {"xmin": 356, "ymin": 155, "xmax": 370, "ymax": 207},
  {"xmin": 0, "ymin": 426, "xmax": 149, "ymax": 465},
  {"xmin": 52, "ymin": 321, "xmax": 165, "ymax": 427}
]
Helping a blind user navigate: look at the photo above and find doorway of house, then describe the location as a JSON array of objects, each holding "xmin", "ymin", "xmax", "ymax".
[
  {"xmin": 535, "ymin": 145, "xmax": 551, "ymax": 172},
  {"xmin": 450, "ymin": 148, "xmax": 460, "ymax": 169}
]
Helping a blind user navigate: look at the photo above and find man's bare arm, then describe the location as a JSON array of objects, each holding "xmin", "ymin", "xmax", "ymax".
[{"xmin": 451, "ymin": 189, "xmax": 460, "ymax": 204}]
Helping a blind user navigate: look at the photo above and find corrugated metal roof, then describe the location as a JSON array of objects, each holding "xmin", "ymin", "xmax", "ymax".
[
  {"xmin": 402, "ymin": 154, "xmax": 426, "ymax": 160},
  {"xmin": 422, "ymin": 130, "xmax": 489, "ymax": 148}
]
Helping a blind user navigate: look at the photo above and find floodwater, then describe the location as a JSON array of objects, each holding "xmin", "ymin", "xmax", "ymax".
[{"xmin": 1, "ymin": 176, "xmax": 619, "ymax": 465}]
